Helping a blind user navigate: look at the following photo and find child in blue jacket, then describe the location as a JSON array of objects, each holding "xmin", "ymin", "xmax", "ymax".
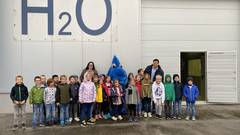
[{"xmin": 183, "ymin": 77, "xmax": 199, "ymax": 121}]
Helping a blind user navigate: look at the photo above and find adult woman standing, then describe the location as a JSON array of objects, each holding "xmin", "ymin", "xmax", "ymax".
[{"xmin": 80, "ymin": 62, "xmax": 98, "ymax": 82}]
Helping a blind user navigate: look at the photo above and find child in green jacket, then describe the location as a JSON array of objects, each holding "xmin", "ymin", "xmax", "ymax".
[
  {"xmin": 164, "ymin": 74, "xmax": 175, "ymax": 120},
  {"xmin": 29, "ymin": 76, "xmax": 44, "ymax": 128}
]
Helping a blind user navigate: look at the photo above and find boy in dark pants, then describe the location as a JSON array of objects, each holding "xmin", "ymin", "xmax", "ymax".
[{"xmin": 173, "ymin": 74, "xmax": 183, "ymax": 119}]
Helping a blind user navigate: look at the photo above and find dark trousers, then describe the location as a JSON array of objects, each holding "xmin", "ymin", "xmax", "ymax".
[
  {"xmin": 142, "ymin": 97, "xmax": 151, "ymax": 113},
  {"xmin": 112, "ymin": 105, "xmax": 122, "ymax": 117},
  {"xmin": 95, "ymin": 103, "xmax": 102, "ymax": 115},
  {"xmin": 127, "ymin": 104, "xmax": 136, "ymax": 118},
  {"xmin": 102, "ymin": 101, "xmax": 110, "ymax": 115},
  {"xmin": 164, "ymin": 100, "xmax": 173, "ymax": 118}
]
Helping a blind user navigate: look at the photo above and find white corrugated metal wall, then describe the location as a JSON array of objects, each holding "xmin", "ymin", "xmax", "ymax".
[{"xmin": 141, "ymin": 0, "xmax": 240, "ymax": 102}]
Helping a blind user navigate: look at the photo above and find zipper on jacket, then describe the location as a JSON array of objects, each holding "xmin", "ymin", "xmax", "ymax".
[{"xmin": 19, "ymin": 86, "xmax": 22, "ymax": 101}]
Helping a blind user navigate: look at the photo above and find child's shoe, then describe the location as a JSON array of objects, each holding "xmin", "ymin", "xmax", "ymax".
[
  {"xmin": 155, "ymin": 114, "xmax": 159, "ymax": 119},
  {"xmin": 103, "ymin": 114, "xmax": 108, "ymax": 120},
  {"xmin": 107, "ymin": 113, "xmax": 112, "ymax": 119},
  {"xmin": 12, "ymin": 125, "xmax": 18, "ymax": 131},
  {"xmin": 133, "ymin": 117, "xmax": 138, "ymax": 122},
  {"xmin": 80, "ymin": 120, "xmax": 87, "ymax": 127},
  {"xmin": 95, "ymin": 115, "xmax": 99, "ymax": 120},
  {"xmin": 98, "ymin": 114, "xmax": 103, "ymax": 119},
  {"xmin": 39, "ymin": 124, "xmax": 45, "ymax": 127},
  {"xmin": 148, "ymin": 112, "xmax": 152, "ymax": 118},
  {"xmin": 69, "ymin": 117, "xmax": 73, "ymax": 123},
  {"xmin": 144, "ymin": 112, "xmax": 147, "ymax": 118},
  {"xmin": 87, "ymin": 119, "xmax": 96, "ymax": 125},
  {"xmin": 185, "ymin": 116, "xmax": 190, "ymax": 121},
  {"xmin": 60, "ymin": 121, "xmax": 65, "ymax": 127},
  {"xmin": 192, "ymin": 116, "xmax": 196, "ymax": 121},
  {"xmin": 128, "ymin": 116, "xmax": 133, "ymax": 122},
  {"xmin": 74, "ymin": 117, "xmax": 80, "ymax": 122},
  {"xmin": 159, "ymin": 115, "xmax": 163, "ymax": 120},
  {"xmin": 173, "ymin": 116, "xmax": 177, "ymax": 119},
  {"xmin": 118, "ymin": 115, "xmax": 123, "ymax": 120},
  {"xmin": 111, "ymin": 116, "xmax": 117, "ymax": 121},
  {"xmin": 177, "ymin": 116, "xmax": 182, "ymax": 120}
]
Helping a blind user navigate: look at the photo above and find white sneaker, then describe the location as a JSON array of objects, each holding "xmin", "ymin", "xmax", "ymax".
[
  {"xmin": 148, "ymin": 113, "xmax": 152, "ymax": 118},
  {"xmin": 111, "ymin": 116, "xmax": 117, "ymax": 121},
  {"xmin": 185, "ymin": 116, "xmax": 190, "ymax": 121},
  {"xmin": 74, "ymin": 117, "xmax": 80, "ymax": 122},
  {"xmin": 192, "ymin": 116, "xmax": 196, "ymax": 121},
  {"xmin": 118, "ymin": 115, "xmax": 123, "ymax": 120},
  {"xmin": 144, "ymin": 112, "xmax": 147, "ymax": 118},
  {"xmin": 69, "ymin": 117, "xmax": 73, "ymax": 122}
]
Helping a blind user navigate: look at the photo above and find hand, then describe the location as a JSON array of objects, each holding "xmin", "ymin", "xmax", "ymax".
[
  {"xmin": 20, "ymin": 100, "xmax": 25, "ymax": 105},
  {"xmin": 14, "ymin": 101, "xmax": 19, "ymax": 105},
  {"xmin": 56, "ymin": 103, "xmax": 60, "ymax": 106}
]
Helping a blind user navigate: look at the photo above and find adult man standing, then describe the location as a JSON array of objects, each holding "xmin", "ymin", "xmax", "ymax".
[{"xmin": 144, "ymin": 59, "xmax": 164, "ymax": 82}]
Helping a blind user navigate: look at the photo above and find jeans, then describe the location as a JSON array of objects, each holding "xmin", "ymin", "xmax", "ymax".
[
  {"xmin": 142, "ymin": 97, "xmax": 151, "ymax": 113},
  {"xmin": 45, "ymin": 103, "xmax": 56, "ymax": 122},
  {"xmin": 60, "ymin": 103, "xmax": 69, "ymax": 122},
  {"xmin": 32, "ymin": 103, "xmax": 44, "ymax": 126},
  {"xmin": 80, "ymin": 103, "xmax": 92, "ymax": 122},
  {"xmin": 13, "ymin": 104, "xmax": 26, "ymax": 126},
  {"xmin": 136, "ymin": 100, "xmax": 142, "ymax": 114},
  {"xmin": 173, "ymin": 100, "xmax": 182, "ymax": 117},
  {"xmin": 186, "ymin": 102, "xmax": 196, "ymax": 117}
]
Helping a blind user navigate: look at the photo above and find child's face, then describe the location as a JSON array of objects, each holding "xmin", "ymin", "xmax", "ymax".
[
  {"xmin": 16, "ymin": 77, "xmax": 23, "ymax": 85},
  {"xmin": 53, "ymin": 77, "xmax": 59, "ymax": 83},
  {"xmin": 49, "ymin": 82, "xmax": 55, "ymax": 87},
  {"xmin": 155, "ymin": 76, "xmax": 162, "ymax": 84},
  {"xmin": 114, "ymin": 81, "xmax": 120, "ymax": 87},
  {"xmin": 166, "ymin": 77, "xmax": 171, "ymax": 82},
  {"xmin": 144, "ymin": 74, "xmax": 150, "ymax": 80},
  {"xmin": 99, "ymin": 79, "xmax": 104, "ymax": 85},
  {"xmin": 60, "ymin": 77, "xmax": 67, "ymax": 84},
  {"xmin": 93, "ymin": 76, "xmax": 99, "ymax": 83},
  {"xmin": 35, "ymin": 78, "xmax": 42, "ymax": 86},
  {"xmin": 41, "ymin": 76, "xmax": 46, "ymax": 84},
  {"xmin": 139, "ymin": 70, "xmax": 144, "ymax": 76},
  {"xmin": 106, "ymin": 77, "xmax": 111, "ymax": 83},
  {"xmin": 86, "ymin": 74, "xmax": 92, "ymax": 81},
  {"xmin": 174, "ymin": 76, "xmax": 180, "ymax": 82},
  {"xmin": 70, "ymin": 77, "xmax": 76, "ymax": 84},
  {"xmin": 188, "ymin": 80, "xmax": 193, "ymax": 86},
  {"xmin": 136, "ymin": 76, "xmax": 141, "ymax": 82}
]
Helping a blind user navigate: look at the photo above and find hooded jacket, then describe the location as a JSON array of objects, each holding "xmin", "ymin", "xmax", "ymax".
[
  {"xmin": 79, "ymin": 81, "xmax": 96, "ymax": 103},
  {"xmin": 183, "ymin": 84, "xmax": 199, "ymax": 103},
  {"xmin": 29, "ymin": 85, "xmax": 44, "ymax": 104},
  {"xmin": 152, "ymin": 81, "xmax": 165, "ymax": 103},
  {"xmin": 70, "ymin": 82, "xmax": 80, "ymax": 103},
  {"xmin": 10, "ymin": 83, "xmax": 28, "ymax": 103},
  {"xmin": 56, "ymin": 83, "xmax": 71, "ymax": 104},
  {"xmin": 173, "ymin": 74, "xmax": 183, "ymax": 101},
  {"xmin": 164, "ymin": 74, "xmax": 175, "ymax": 101}
]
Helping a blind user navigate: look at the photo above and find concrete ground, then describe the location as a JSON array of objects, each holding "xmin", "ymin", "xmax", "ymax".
[{"xmin": 1, "ymin": 104, "xmax": 240, "ymax": 135}]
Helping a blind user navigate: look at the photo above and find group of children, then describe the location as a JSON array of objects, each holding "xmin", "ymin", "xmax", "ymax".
[{"xmin": 10, "ymin": 69, "xmax": 200, "ymax": 130}]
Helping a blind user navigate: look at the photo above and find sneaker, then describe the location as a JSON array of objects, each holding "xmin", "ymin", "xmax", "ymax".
[
  {"xmin": 107, "ymin": 113, "xmax": 112, "ymax": 119},
  {"xmin": 128, "ymin": 117, "xmax": 133, "ymax": 122},
  {"xmin": 39, "ymin": 124, "xmax": 45, "ymax": 127},
  {"xmin": 22, "ymin": 123, "xmax": 26, "ymax": 130},
  {"xmin": 159, "ymin": 115, "xmax": 163, "ymax": 120},
  {"xmin": 80, "ymin": 121, "xmax": 87, "ymax": 127},
  {"xmin": 118, "ymin": 115, "xmax": 123, "ymax": 120},
  {"xmin": 173, "ymin": 116, "xmax": 177, "ymax": 119},
  {"xmin": 69, "ymin": 117, "xmax": 73, "ymax": 123},
  {"xmin": 98, "ymin": 114, "xmax": 103, "ymax": 119},
  {"xmin": 74, "ymin": 117, "xmax": 80, "ymax": 122},
  {"xmin": 111, "ymin": 116, "xmax": 117, "ymax": 121},
  {"xmin": 144, "ymin": 112, "xmax": 147, "ymax": 118},
  {"xmin": 155, "ymin": 114, "xmax": 159, "ymax": 119},
  {"xmin": 177, "ymin": 116, "xmax": 182, "ymax": 120},
  {"xmin": 87, "ymin": 119, "xmax": 96, "ymax": 125},
  {"xmin": 133, "ymin": 117, "xmax": 138, "ymax": 122},
  {"xmin": 103, "ymin": 114, "xmax": 108, "ymax": 120},
  {"xmin": 60, "ymin": 121, "xmax": 65, "ymax": 127},
  {"xmin": 95, "ymin": 115, "xmax": 99, "ymax": 120},
  {"xmin": 192, "ymin": 116, "xmax": 196, "ymax": 121},
  {"xmin": 12, "ymin": 125, "xmax": 18, "ymax": 131},
  {"xmin": 148, "ymin": 113, "xmax": 152, "ymax": 118},
  {"xmin": 185, "ymin": 116, "xmax": 190, "ymax": 121}
]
